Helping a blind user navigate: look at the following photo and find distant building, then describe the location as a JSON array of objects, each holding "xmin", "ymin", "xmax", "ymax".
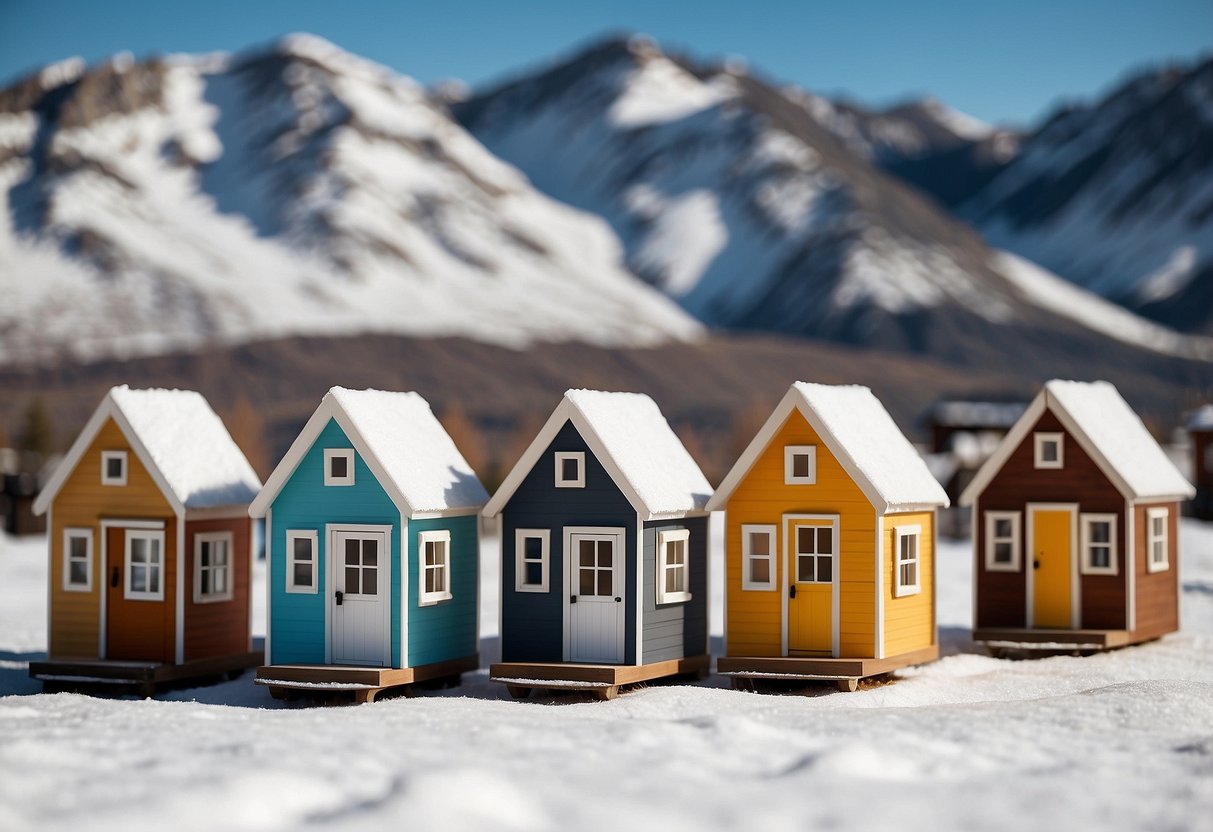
[
  {"xmin": 1, "ymin": 449, "xmax": 50, "ymax": 536},
  {"xmin": 1190, "ymin": 405, "xmax": 1213, "ymax": 520}
]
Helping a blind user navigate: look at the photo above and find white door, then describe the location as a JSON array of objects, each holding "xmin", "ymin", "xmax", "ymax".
[
  {"xmin": 566, "ymin": 529, "xmax": 626, "ymax": 664},
  {"xmin": 330, "ymin": 529, "xmax": 390, "ymax": 666}
]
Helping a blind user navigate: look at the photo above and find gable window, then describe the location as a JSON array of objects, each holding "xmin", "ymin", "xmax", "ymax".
[
  {"xmin": 515, "ymin": 529, "xmax": 550, "ymax": 592},
  {"xmin": 1034, "ymin": 432, "xmax": 1064, "ymax": 469},
  {"xmin": 419, "ymin": 529, "xmax": 453, "ymax": 605},
  {"xmin": 101, "ymin": 450, "xmax": 128, "ymax": 486},
  {"xmin": 741, "ymin": 525, "xmax": 777, "ymax": 591},
  {"xmin": 1079, "ymin": 514, "xmax": 1117, "ymax": 575},
  {"xmin": 1147, "ymin": 507, "xmax": 1169, "ymax": 572},
  {"xmin": 784, "ymin": 445, "xmax": 817, "ymax": 485},
  {"xmin": 63, "ymin": 528, "xmax": 93, "ymax": 592},
  {"xmin": 554, "ymin": 451, "xmax": 585, "ymax": 488},
  {"xmin": 286, "ymin": 530, "xmax": 318, "ymax": 593},
  {"xmin": 195, "ymin": 532, "xmax": 234, "ymax": 602},
  {"xmin": 324, "ymin": 449, "xmax": 355, "ymax": 486},
  {"xmin": 985, "ymin": 511, "xmax": 1021, "ymax": 572},
  {"xmin": 125, "ymin": 530, "xmax": 165, "ymax": 601},
  {"xmin": 656, "ymin": 528, "xmax": 692, "ymax": 604},
  {"xmin": 895, "ymin": 525, "xmax": 921, "ymax": 597}
]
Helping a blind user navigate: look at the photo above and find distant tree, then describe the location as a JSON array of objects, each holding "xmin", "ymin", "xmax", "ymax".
[
  {"xmin": 222, "ymin": 397, "xmax": 271, "ymax": 478},
  {"xmin": 19, "ymin": 397, "xmax": 55, "ymax": 460},
  {"xmin": 0, "ymin": 418, "xmax": 8, "ymax": 449},
  {"xmin": 728, "ymin": 398, "xmax": 773, "ymax": 463},
  {"xmin": 440, "ymin": 402, "xmax": 489, "ymax": 481}
]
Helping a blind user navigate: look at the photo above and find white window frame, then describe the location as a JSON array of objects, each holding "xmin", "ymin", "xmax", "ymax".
[
  {"xmin": 1079, "ymin": 514, "xmax": 1118, "ymax": 576},
  {"xmin": 894, "ymin": 525, "xmax": 922, "ymax": 597},
  {"xmin": 286, "ymin": 530, "xmax": 319, "ymax": 594},
  {"xmin": 784, "ymin": 445, "xmax": 817, "ymax": 485},
  {"xmin": 656, "ymin": 528, "xmax": 692, "ymax": 604},
  {"xmin": 1034, "ymin": 432, "xmax": 1064, "ymax": 469},
  {"xmin": 1146, "ymin": 507, "xmax": 1170, "ymax": 573},
  {"xmin": 419, "ymin": 529, "xmax": 453, "ymax": 606},
  {"xmin": 124, "ymin": 529, "xmax": 166, "ymax": 601},
  {"xmin": 323, "ymin": 448, "xmax": 355, "ymax": 486},
  {"xmin": 194, "ymin": 531, "xmax": 234, "ymax": 603},
  {"xmin": 515, "ymin": 528, "xmax": 550, "ymax": 593},
  {"xmin": 984, "ymin": 511, "xmax": 1022, "ymax": 572},
  {"xmin": 101, "ymin": 450, "xmax": 128, "ymax": 486},
  {"xmin": 741, "ymin": 524, "xmax": 778, "ymax": 591},
  {"xmin": 554, "ymin": 451, "xmax": 585, "ymax": 488},
  {"xmin": 62, "ymin": 527, "xmax": 93, "ymax": 592}
]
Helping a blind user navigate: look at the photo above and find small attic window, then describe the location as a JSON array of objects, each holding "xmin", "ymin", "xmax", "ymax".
[
  {"xmin": 784, "ymin": 446, "xmax": 816, "ymax": 484},
  {"xmin": 555, "ymin": 452, "xmax": 585, "ymax": 488},
  {"xmin": 101, "ymin": 451, "xmax": 128, "ymax": 486},
  {"xmin": 324, "ymin": 449, "xmax": 355, "ymax": 486},
  {"xmin": 1034, "ymin": 433, "xmax": 1064, "ymax": 469}
]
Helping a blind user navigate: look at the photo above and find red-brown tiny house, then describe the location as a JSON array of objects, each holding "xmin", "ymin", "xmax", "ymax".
[{"xmin": 961, "ymin": 380, "xmax": 1193, "ymax": 653}]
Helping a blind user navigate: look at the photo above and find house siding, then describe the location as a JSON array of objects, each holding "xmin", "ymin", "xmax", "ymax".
[
  {"xmin": 406, "ymin": 515, "xmax": 479, "ymax": 667},
  {"xmin": 183, "ymin": 516, "xmax": 252, "ymax": 662},
  {"xmin": 1133, "ymin": 501, "xmax": 1180, "ymax": 640},
  {"xmin": 641, "ymin": 516, "xmax": 709, "ymax": 663},
  {"xmin": 883, "ymin": 511, "xmax": 936, "ymax": 657}
]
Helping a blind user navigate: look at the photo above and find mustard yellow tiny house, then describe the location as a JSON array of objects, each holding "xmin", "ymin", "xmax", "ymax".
[{"xmin": 707, "ymin": 383, "xmax": 949, "ymax": 691}]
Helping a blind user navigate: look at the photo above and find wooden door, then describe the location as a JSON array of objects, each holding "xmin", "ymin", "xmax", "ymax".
[
  {"xmin": 787, "ymin": 520, "xmax": 834, "ymax": 655},
  {"xmin": 106, "ymin": 525, "xmax": 170, "ymax": 662},
  {"xmin": 568, "ymin": 531, "xmax": 626, "ymax": 663},
  {"xmin": 330, "ymin": 529, "xmax": 390, "ymax": 666},
  {"xmin": 1032, "ymin": 508, "xmax": 1073, "ymax": 628}
]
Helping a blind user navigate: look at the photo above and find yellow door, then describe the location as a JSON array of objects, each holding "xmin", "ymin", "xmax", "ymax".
[
  {"xmin": 1032, "ymin": 509, "xmax": 1072, "ymax": 628},
  {"xmin": 788, "ymin": 520, "xmax": 834, "ymax": 655}
]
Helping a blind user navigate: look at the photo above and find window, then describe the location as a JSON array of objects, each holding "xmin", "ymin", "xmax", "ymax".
[
  {"xmin": 63, "ymin": 528, "xmax": 93, "ymax": 592},
  {"xmin": 195, "ymin": 532, "xmax": 233, "ymax": 602},
  {"xmin": 784, "ymin": 445, "xmax": 817, "ymax": 484},
  {"xmin": 657, "ymin": 528, "xmax": 692, "ymax": 604},
  {"xmin": 515, "ymin": 529, "xmax": 550, "ymax": 592},
  {"xmin": 286, "ymin": 530, "xmax": 318, "ymax": 593},
  {"xmin": 1034, "ymin": 432, "xmax": 1064, "ymax": 469},
  {"xmin": 323, "ymin": 448, "xmax": 355, "ymax": 486},
  {"xmin": 1147, "ymin": 507, "xmax": 1169, "ymax": 572},
  {"xmin": 419, "ymin": 529, "xmax": 452, "ymax": 605},
  {"xmin": 101, "ymin": 450, "xmax": 128, "ymax": 486},
  {"xmin": 554, "ymin": 451, "xmax": 585, "ymax": 488},
  {"xmin": 985, "ymin": 511, "xmax": 1021, "ymax": 572},
  {"xmin": 1078, "ymin": 514, "xmax": 1117, "ymax": 575},
  {"xmin": 895, "ymin": 525, "xmax": 921, "ymax": 597},
  {"xmin": 741, "ymin": 525, "xmax": 777, "ymax": 591},
  {"xmin": 124, "ymin": 529, "xmax": 165, "ymax": 601},
  {"xmin": 794, "ymin": 525, "xmax": 834, "ymax": 584}
]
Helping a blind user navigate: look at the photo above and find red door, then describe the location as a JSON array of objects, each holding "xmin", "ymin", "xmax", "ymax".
[{"xmin": 106, "ymin": 525, "xmax": 172, "ymax": 662}]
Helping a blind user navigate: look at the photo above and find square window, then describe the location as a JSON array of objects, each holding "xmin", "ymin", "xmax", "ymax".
[
  {"xmin": 101, "ymin": 451, "xmax": 128, "ymax": 486},
  {"xmin": 555, "ymin": 452, "xmax": 585, "ymax": 488},
  {"xmin": 657, "ymin": 529, "xmax": 691, "ymax": 604},
  {"xmin": 985, "ymin": 512, "xmax": 1021, "ymax": 572},
  {"xmin": 195, "ymin": 532, "xmax": 234, "ymax": 603},
  {"xmin": 324, "ymin": 449, "xmax": 355, "ymax": 486},
  {"xmin": 894, "ymin": 525, "xmax": 921, "ymax": 597},
  {"xmin": 63, "ymin": 528, "xmax": 93, "ymax": 592},
  {"xmin": 419, "ymin": 530, "xmax": 453, "ymax": 605},
  {"xmin": 515, "ymin": 529, "xmax": 550, "ymax": 593},
  {"xmin": 1034, "ymin": 433, "xmax": 1064, "ymax": 469},
  {"xmin": 286, "ymin": 530, "xmax": 318, "ymax": 593},
  {"xmin": 741, "ymin": 525, "xmax": 777, "ymax": 591},
  {"xmin": 784, "ymin": 446, "xmax": 817, "ymax": 484}
]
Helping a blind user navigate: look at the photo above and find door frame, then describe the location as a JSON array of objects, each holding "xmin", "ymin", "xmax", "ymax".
[
  {"xmin": 98, "ymin": 518, "xmax": 168, "ymax": 659},
  {"xmin": 562, "ymin": 526, "xmax": 627, "ymax": 663},
  {"xmin": 1025, "ymin": 503, "xmax": 1079, "ymax": 629},
  {"xmin": 324, "ymin": 523, "xmax": 393, "ymax": 667},
  {"xmin": 781, "ymin": 513, "xmax": 840, "ymax": 658}
]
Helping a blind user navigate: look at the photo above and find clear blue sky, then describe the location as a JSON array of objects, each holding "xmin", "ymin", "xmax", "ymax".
[{"xmin": 1, "ymin": 0, "xmax": 1209, "ymax": 126}]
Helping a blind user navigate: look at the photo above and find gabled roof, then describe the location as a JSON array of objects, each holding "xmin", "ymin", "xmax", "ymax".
[
  {"xmin": 34, "ymin": 386, "xmax": 261, "ymax": 516},
  {"xmin": 960, "ymin": 380, "xmax": 1195, "ymax": 506},
  {"xmin": 249, "ymin": 387, "xmax": 488, "ymax": 519},
  {"xmin": 483, "ymin": 389, "xmax": 712, "ymax": 520},
  {"xmin": 706, "ymin": 382, "xmax": 949, "ymax": 514}
]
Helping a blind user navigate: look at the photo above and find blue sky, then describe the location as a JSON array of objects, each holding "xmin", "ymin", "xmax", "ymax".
[{"xmin": 1, "ymin": 0, "xmax": 1209, "ymax": 126}]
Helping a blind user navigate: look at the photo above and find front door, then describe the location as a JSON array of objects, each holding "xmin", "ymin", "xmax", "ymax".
[
  {"xmin": 330, "ymin": 529, "xmax": 390, "ymax": 666},
  {"xmin": 787, "ymin": 518, "xmax": 835, "ymax": 656},
  {"xmin": 567, "ymin": 529, "xmax": 626, "ymax": 664},
  {"xmin": 1031, "ymin": 508, "xmax": 1074, "ymax": 628},
  {"xmin": 105, "ymin": 524, "xmax": 170, "ymax": 662}
]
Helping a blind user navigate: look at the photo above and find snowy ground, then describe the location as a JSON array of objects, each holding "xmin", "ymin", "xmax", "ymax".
[{"xmin": 2, "ymin": 520, "xmax": 1212, "ymax": 831}]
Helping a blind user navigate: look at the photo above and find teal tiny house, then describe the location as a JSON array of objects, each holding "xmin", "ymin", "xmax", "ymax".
[{"xmin": 249, "ymin": 388, "xmax": 488, "ymax": 702}]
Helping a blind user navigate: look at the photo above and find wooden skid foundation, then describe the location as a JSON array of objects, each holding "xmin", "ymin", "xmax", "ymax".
[
  {"xmin": 974, "ymin": 628, "xmax": 1138, "ymax": 653},
  {"xmin": 30, "ymin": 650, "xmax": 263, "ymax": 697},
  {"xmin": 490, "ymin": 654, "xmax": 710, "ymax": 700},
  {"xmin": 717, "ymin": 645, "xmax": 939, "ymax": 691},
  {"xmin": 255, "ymin": 654, "xmax": 479, "ymax": 703}
]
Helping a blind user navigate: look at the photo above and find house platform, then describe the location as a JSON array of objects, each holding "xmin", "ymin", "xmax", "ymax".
[
  {"xmin": 30, "ymin": 649, "xmax": 264, "ymax": 697},
  {"xmin": 254, "ymin": 654, "xmax": 479, "ymax": 704},
  {"xmin": 490, "ymin": 653, "xmax": 710, "ymax": 700},
  {"xmin": 717, "ymin": 644, "xmax": 940, "ymax": 692},
  {"xmin": 973, "ymin": 628, "xmax": 1144, "ymax": 656}
]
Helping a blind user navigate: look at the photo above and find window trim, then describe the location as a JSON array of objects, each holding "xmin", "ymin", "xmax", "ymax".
[
  {"xmin": 515, "ymin": 528, "xmax": 551, "ymax": 593},
  {"xmin": 286, "ymin": 530, "xmax": 319, "ymax": 594},
  {"xmin": 1146, "ymin": 507, "xmax": 1170, "ymax": 573},
  {"xmin": 1034, "ymin": 432, "xmax": 1064, "ymax": 469},
  {"xmin": 62, "ymin": 527, "xmax": 93, "ymax": 592},
  {"xmin": 741, "ymin": 524, "xmax": 778, "ymax": 591},
  {"xmin": 1079, "ymin": 513, "xmax": 1118, "ymax": 576},
  {"xmin": 984, "ymin": 511, "xmax": 1022, "ymax": 572},
  {"xmin": 894, "ymin": 524, "xmax": 922, "ymax": 597},
  {"xmin": 323, "ymin": 448, "xmax": 355, "ymax": 486},
  {"xmin": 419, "ymin": 529, "xmax": 453, "ymax": 606},
  {"xmin": 194, "ymin": 531, "xmax": 234, "ymax": 603},
  {"xmin": 554, "ymin": 451, "xmax": 585, "ymax": 488},
  {"xmin": 124, "ymin": 529, "xmax": 166, "ymax": 602},
  {"xmin": 101, "ymin": 450, "xmax": 128, "ymax": 486},
  {"xmin": 784, "ymin": 445, "xmax": 817, "ymax": 485},
  {"xmin": 656, "ymin": 528, "xmax": 692, "ymax": 605}
]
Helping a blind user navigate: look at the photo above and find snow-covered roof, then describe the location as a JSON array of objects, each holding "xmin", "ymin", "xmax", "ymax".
[
  {"xmin": 34, "ymin": 386, "xmax": 261, "ymax": 515},
  {"xmin": 1189, "ymin": 405, "xmax": 1213, "ymax": 431},
  {"xmin": 249, "ymin": 388, "xmax": 487, "ymax": 518},
  {"xmin": 707, "ymin": 383, "xmax": 949, "ymax": 514},
  {"xmin": 961, "ymin": 380, "xmax": 1194, "ymax": 505},
  {"xmin": 483, "ymin": 390, "xmax": 711, "ymax": 520}
]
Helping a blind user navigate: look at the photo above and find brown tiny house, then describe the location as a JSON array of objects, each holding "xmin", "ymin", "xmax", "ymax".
[{"xmin": 961, "ymin": 380, "xmax": 1194, "ymax": 653}]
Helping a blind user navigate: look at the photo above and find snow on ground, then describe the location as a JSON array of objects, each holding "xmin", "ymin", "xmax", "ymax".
[{"xmin": 1, "ymin": 519, "xmax": 1212, "ymax": 831}]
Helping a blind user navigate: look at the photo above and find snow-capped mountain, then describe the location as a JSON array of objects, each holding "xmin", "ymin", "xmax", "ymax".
[{"xmin": 0, "ymin": 35, "xmax": 701, "ymax": 365}]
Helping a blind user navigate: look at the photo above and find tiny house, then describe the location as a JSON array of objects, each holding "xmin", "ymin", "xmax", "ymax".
[
  {"xmin": 961, "ymin": 380, "xmax": 1194, "ymax": 653},
  {"xmin": 484, "ymin": 389, "xmax": 712, "ymax": 700},
  {"xmin": 249, "ymin": 388, "xmax": 487, "ymax": 702},
  {"xmin": 30, "ymin": 386, "xmax": 262, "ymax": 694},
  {"xmin": 707, "ymin": 383, "xmax": 949, "ymax": 691}
]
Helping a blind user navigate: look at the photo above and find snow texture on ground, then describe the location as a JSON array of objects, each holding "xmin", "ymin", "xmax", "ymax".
[{"xmin": 1, "ymin": 519, "xmax": 1211, "ymax": 831}]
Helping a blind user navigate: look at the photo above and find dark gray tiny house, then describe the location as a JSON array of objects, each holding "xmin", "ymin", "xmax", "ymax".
[{"xmin": 485, "ymin": 390, "xmax": 712, "ymax": 699}]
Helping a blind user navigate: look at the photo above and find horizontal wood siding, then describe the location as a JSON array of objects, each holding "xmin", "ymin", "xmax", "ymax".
[
  {"xmin": 883, "ymin": 511, "xmax": 936, "ymax": 657},
  {"xmin": 407, "ymin": 515, "xmax": 479, "ymax": 666},
  {"xmin": 184, "ymin": 517, "xmax": 251, "ymax": 662},
  {"xmin": 642, "ymin": 516, "xmax": 708, "ymax": 664},
  {"xmin": 1133, "ymin": 501, "xmax": 1180, "ymax": 640}
]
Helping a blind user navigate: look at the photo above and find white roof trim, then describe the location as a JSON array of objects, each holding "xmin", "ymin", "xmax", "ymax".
[{"xmin": 959, "ymin": 393, "xmax": 1047, "ymax": 507}]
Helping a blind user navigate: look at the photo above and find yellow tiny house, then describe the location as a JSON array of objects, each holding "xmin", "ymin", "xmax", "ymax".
[{"xmin": 708, "ymin": 383, "xmax": 948, "ymax": 691}]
